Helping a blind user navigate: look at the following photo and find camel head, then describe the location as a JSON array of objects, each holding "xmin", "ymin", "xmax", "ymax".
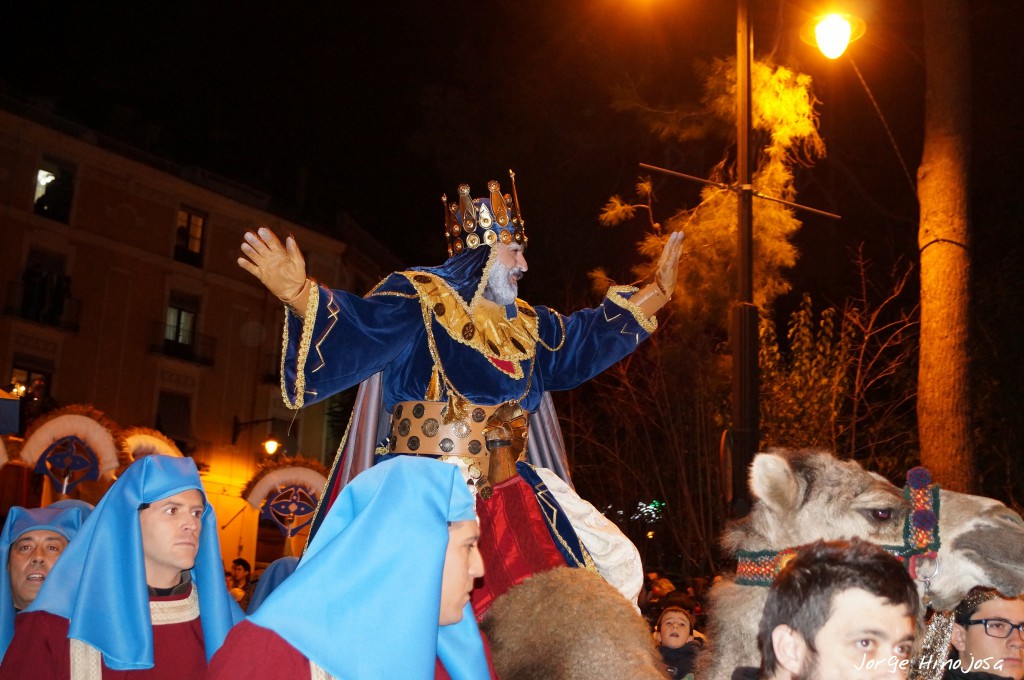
[{"xmin": 722, "ymin": 449, "xmax": 910, "ymax": 555}]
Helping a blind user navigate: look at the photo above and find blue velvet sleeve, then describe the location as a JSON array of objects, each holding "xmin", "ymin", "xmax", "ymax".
[
  {"xmin": 281, "ymin": 275, "xmax": 421, "ymax": 408},
  {"xmin": 534, "ymin": 288, "xmax": 655, "ymax": 393}
]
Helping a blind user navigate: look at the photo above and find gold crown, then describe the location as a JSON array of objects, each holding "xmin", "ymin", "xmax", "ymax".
[{"xmin": 442, "ymin": 170, "xmax": 527, "ymax": 258}]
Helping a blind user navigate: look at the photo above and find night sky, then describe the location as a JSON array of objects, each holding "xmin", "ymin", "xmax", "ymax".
[{"xmin": 1, "ymin": 1, "xmax": 1020, "ymax": 312}]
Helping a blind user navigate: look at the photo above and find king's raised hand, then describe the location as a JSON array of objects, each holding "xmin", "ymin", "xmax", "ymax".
[{"xmin": 238, "ymin": 228, "xmax": 309, "ymax": 306}]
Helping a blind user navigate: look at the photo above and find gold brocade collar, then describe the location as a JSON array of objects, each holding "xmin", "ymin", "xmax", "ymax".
[{"xmin": 400, "ymin": 270, "xmax": 538, "ymax": 379}]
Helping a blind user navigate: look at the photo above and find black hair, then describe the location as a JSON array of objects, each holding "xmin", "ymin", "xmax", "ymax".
[{"xmin": 232, "ymin": 558, "xmax": 251, "ymax": 573}]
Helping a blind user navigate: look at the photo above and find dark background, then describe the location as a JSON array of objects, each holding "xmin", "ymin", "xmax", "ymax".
[
  {"xmin": 1, "ymin": 1, "xmax": 1020, "ymax": 474},
  {"xmin": 7, "ymin": 1, "xmax": 1012, "ymax": 296}
]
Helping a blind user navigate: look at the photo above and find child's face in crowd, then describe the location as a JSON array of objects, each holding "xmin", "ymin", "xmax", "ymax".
[{"xmin": 657, "ymin": 611, "xmax": 692, "ymax": 649}]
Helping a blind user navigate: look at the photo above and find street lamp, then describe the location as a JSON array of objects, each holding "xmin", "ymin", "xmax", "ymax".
[
  {"xmin": 640, "ymin": 3, "xmax": 855, "ymax": 518},
  {"xmin": 231, "ymin": 415, "xmax": 283, "ymax": 454}
]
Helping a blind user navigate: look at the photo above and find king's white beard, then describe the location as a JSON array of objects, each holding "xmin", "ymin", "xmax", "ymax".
[{"xmin": 484, "ymin": 258, "xmax": 523, "ymax": 306}]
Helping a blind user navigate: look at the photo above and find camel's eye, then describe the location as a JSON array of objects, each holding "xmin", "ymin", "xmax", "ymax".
[{"xmin": 869, "ymin": 508, "xmax": 893, "ymax": 522}]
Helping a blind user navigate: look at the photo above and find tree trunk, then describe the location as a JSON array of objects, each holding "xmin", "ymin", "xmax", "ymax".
[{"xmin": 917, "ymin": 0, "xmax": 973, "ymax": 492}]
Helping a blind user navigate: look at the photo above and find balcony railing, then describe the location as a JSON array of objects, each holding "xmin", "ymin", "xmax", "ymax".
[
  {"xmin": 3, "ymin": 280, "xmax": 81, "ymax": 331},
  {"xmin": 152, "ymin": 322, "xmax": 216, "ymax": 366}
]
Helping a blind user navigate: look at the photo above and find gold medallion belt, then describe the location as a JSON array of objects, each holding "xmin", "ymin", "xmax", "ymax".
[{"xmin": 380, "ymin": 400, "xmax": 528, "ymax": 499}]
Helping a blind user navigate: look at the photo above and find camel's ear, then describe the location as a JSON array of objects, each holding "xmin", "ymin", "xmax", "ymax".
[
  {"xmin": 750, "ymin": 453, "xmax": 801, "ymax": 516},
  {"xmin": 771, "ymin": 624, "xmax": 809, "ymax": 676}
]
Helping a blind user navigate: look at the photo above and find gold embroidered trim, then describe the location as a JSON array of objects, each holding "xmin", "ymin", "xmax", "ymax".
[
  {"xmin": 367, "ymin": 290, "xmax": 418, "ymax": 300},
  {"xmin": 536, "ymin": 308, "xmax": 567, "ymax": 352},
  {"xmin": 606, "ymin": 285, "xmax": 658, "ymax": 334},
  {"xmin": 400, "ymin": 271, "xmax": 539, "ymax": 378},
  {"xmin": 149, "ymin": 586, "xmax": 200, "ymax": 624},
  {"xmin": 528, "ymin": 469, "xmax": 598, "ymax": 574},
  {"xmin": 70, "ymin": 638, "xmax": 102, "ymax": 680},
  {"xmin": 281, "ymin": 283, "xmax": 321, "ymax": 410},
  {"xmin": 420, "ymin": 304, "xmax": 537, "ymax": 420}
]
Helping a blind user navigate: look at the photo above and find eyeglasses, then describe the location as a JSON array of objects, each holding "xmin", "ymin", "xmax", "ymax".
[{"xmin": 966, "ymin": 619, "xmax": 1024, "ymax": 639}]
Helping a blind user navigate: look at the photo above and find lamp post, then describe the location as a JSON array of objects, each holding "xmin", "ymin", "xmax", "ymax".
[
  {"xmin": 728, "ymin": 6, "xmax": 862, "ymax": 518},
  {"xmin": 730, "ymin": 0, "xmax": 757, "ymax": 519}
]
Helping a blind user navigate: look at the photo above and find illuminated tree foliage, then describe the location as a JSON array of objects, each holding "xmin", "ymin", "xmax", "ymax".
[
  {"xmin": 598, "ymin": 58, "xmax": 824, "ymax": 327},
  {"xmin": 564, "ymin": 60, "xmax": 918, "ymax": 574}
]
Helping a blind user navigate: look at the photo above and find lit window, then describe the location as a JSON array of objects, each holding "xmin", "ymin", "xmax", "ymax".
[
  {"xmin": 174, "ymin": 208, "xmax": 206, "ymax": 266},
  {"xmin": 164, "ymin": 292, "xmax": 200, "ymax": 348},
  {"xmin": 33, "ymin": 158, "xmax": 75, "ymax": 223}
]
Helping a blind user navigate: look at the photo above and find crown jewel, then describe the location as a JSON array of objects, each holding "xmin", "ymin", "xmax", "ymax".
[{"xmin": 442, "ymin": 170, "xmax": 527, "ymax": 258}]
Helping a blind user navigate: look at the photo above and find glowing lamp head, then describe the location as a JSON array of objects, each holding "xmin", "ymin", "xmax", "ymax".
[
  {"xmin": 801, "ymin": 13, "xmax": 866, "ymax": 60},
  {"xmin": 262, "ymin": 438, "xmax": 280, "ymax": 455}
]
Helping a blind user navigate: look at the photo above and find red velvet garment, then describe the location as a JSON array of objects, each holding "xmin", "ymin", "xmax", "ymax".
[
  {"xmin": 210, "ymin": 621, "xmax": 499, "ymax": 679},
  {"xmin": 208, "ymin": 621, "xmax": 308, "ymax": 679},
  {"xmin": 0, "ymin": 593, "xmax": 207, "ymax": 679},
  {"xmin": 471, "ymin": 476, "xmax": 567, "ymax": 618}
]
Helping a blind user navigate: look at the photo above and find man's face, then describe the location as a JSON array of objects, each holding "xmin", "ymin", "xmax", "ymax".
[
  {"xmin": 232, "ymin": 564, "xmax": 249, "ymax": 582},
  {"xmin": 438, "ymin": 520, "xmax": 484, "ymax": 626},
  {"xmin": 776, "ymin": 588, "xmax": 915, "ymax": 680},
  {"xmin": 484, "ymin": 243, "xmax": 527, "ymax": 306},
  {"xmin": 951, "ymin": 597, "xmax": 1024, "ymax": 680},
  {"xmin": 139, "ymin": 489, "xmax": 204, "ymax": 589},
  {"xmin": 657, "ymin": 610, "xmax": 693, "ymax": 649},
  {"xmin": 8, "ymin": 529, "xmax": 68, "ymax": 609}
]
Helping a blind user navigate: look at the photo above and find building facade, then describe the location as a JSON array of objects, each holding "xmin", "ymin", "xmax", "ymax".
[{"xmin": 0, "ymin": 100, "xmax": 399, "ymax": 569}]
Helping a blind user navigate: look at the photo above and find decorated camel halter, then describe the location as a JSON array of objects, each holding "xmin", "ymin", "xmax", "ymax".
[{"xmin": 735, "ymin": 466, "xmax": 941, "ymax": 592}]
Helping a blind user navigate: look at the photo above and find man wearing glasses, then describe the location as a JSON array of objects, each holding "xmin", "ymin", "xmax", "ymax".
[{"xmin": 949, "ymin": 587, "xmax": 1024, "ymax": 680}]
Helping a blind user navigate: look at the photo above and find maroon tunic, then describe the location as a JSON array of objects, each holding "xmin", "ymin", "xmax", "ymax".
[
  {"xmin": 208, "ymin": 620, "xmax": 498, "ymax": 679},
  {"xmin": 471, "ymin": 475, "xmax": 568, "ymax": 618},
  {"xmin": 0, "ymin": 592, "xmax": 207, "ymax": 679}
]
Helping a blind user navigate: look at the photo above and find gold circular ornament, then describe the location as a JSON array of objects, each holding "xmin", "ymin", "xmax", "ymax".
[
  {"xmin": 466, "ymin": 233, "xmax": 481, "ymax": 249},
  {"xmin": 468, "ymin": 463, "xmax": 482, "ymax": 480},
  {"xmin": 453, "ymin": 239, "xmax": 464, "ymax": 254},
  {"xmin": 454, "ymin": 421, "xmax": 472, "ymax": 439},
  {"xmin": 484, "ymin": 230, "xmax": 497, "ymax": 246},
  {"xmin": 422, "ymin": 418, "xmax": 440, "ymax": 437},
  {"xmin": 499, "ymin": 230, "xmax": 512, "ymax": 245}
]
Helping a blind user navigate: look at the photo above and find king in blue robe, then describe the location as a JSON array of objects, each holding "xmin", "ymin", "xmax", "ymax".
[{"xmin": 239, "ymin": 174, "xmax": 683, "ymax": 616}]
